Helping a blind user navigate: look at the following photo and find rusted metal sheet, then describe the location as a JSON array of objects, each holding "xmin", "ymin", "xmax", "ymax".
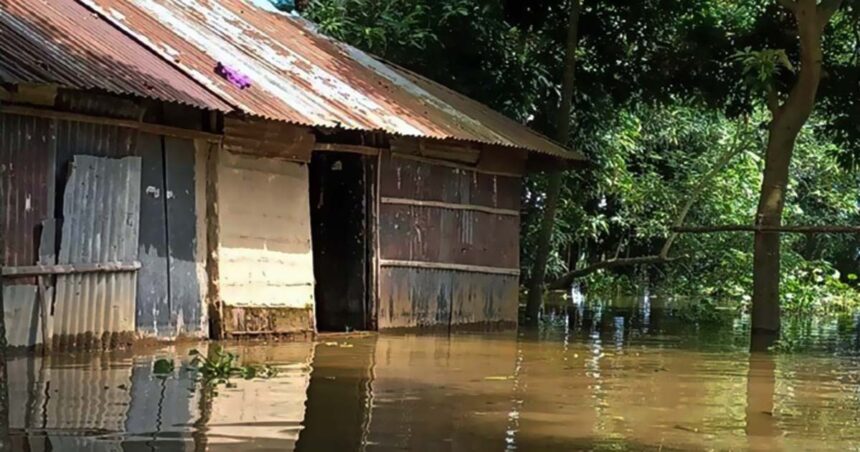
[
  {"xmin": 379, "ymin": 205, "xmax": 519, "ymax": 269},
  {"xmin": 224, "ymin": 116, "xmax": 315, "ymax": 162},
  {"xmin": 0, "ymin": 0, "xmax": 231, "ymax": 112},
  {"xmin": 0, "ymin": 113, "xmax": 52, "ymax": 284},
  {"xmin": 82, "ymin": 0, "xmax": 582, "ymax": 160},
  {"xmin": 2, "ymin": 285, "xmax": 41, "ymax": 347},
  {"xmin": 380, "ymin": 153, "xmax": 522, "ymax": 211},
  {"xmin": 378, "ymin": 267, "xmax": 518, "ymax": 328},
  {"xmin": 376, "ymin": 151, "xmax": 522, "ymax": 328},
  {"xmin": 218, "ymin": 151, "xmax": 315, "ymax": 313},
  {"xmin": 52, "ymin": 155, "xmax": 142, "ymax": 349}
]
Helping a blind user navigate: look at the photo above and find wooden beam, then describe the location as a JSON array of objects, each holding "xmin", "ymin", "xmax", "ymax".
[
  {"xmin": 0, "ymin": 104, "xmax": 222, "ymax": 143},
  {"xmin": 205, "ymin": 142, "xmax": 224, "ymax": 339},
  {"xmin": 391, "ymin": 151, "xmax": 522, "ymax": 178},
  {"xmin": 381, "ymin": 197, "xmax": 520, "ymax": 217},
  {"xmin": 379, "ymin": 259, "xmax": 520, "ymax": 276},
  {"xmin": 673, "ymin": 225, "xmax": 860, "ymax": 234},
  {"xmin": 2, "ymin": 261, "xmax": 141, "ymax": 277},
  {"xmin": 313, "ymin": 142, "xmax": 382, "ymax": 156}
]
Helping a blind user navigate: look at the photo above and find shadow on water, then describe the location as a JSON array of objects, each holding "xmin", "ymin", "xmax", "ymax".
[{"xmin": 6, "ymin": 298, "xmax": 860, "ymax": 451}]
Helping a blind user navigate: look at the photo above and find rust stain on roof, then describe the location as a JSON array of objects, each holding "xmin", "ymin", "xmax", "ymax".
[
  {"xmin": 0, "ymin": 0, "xmax": 231, "ymax": 112},
  {"xmin": 80, "ymin": 0, "xmax": 582, "ymax": 159}
]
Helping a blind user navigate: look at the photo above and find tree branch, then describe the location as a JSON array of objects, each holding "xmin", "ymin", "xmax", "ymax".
[
  {"xmin": 547, "ymin": 255, "xmax": 676, "ymax": 290},
  {"xmin": 660, "ymin": 120, "xmax": 749, "ymax": 259},
  {"xmin": 673, "ymin": 225, "xmax": 860, "ymax": 233}
]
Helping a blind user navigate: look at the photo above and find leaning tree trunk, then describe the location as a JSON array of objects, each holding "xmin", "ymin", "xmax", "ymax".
[
  {"xmin": 525, "ymin": 0, "xmax": 582, "ymax": 323},
  {"xmin": 751, "ymin": 0, "xmax": 841, "ymax": 350}
]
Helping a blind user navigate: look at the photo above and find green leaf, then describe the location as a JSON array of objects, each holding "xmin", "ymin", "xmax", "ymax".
[{"xmin": 153, "ymin": 359, "xmax": 175, "ymax": 375}]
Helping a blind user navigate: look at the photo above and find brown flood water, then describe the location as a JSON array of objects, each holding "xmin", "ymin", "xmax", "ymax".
[{"xmin": 7, "ymin": 304, "xmax": 860, "ymax": 451}]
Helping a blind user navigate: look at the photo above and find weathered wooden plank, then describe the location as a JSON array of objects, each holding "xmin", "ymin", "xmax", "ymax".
[
  {"xmin": 0, "ymin": 104, "xmax": 221, "ymax": 142},
  {"xmin": 223, "ymin": 116, "xmax": 314, "ymax": 162},
  {"xmin": 379, "ymin": 259, "xmax": 519, "ymax": 276},
  {"xmin": 380, "ymin": 197, "xmax": 519, "ymax": 216},
  {"xmin": 313, "ymin": 143, "xmax": 382, "ymax": 156},
  {"xmin": 205, "ymin": 143, "xmax": 223, "ymax": 339},
  {"xmin": 3, "ymin": 261, "xmax": 142, "ymax": 277}
]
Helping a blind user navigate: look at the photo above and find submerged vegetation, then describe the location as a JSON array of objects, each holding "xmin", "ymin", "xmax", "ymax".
[{"xmin": 291, "ymin": 0, "xmax": 859, "ymax": 323}]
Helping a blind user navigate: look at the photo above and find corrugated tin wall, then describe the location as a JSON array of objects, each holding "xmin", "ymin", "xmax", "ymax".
[
  {"xmin": 377, "ymin": 149, "xmax": 523, "ymax": 328},
  {"xmin": 0, "ymin": 113, "xmax": 52, "ymax": 347},
  {"xmin": 53, "ymin": 155, "xmax": 142, "ymax": 349},
  {"xmin": 2, "ymin": 103, "xmax": 209, "ymax": 348},
  {"xmin": 0, "ymin": 113, "xmax": 52, "ymax": 278}
]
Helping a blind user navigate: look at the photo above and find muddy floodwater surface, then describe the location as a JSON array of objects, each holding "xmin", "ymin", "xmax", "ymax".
[{"xmin": 7, "ymin": 302, "xmax": 860, "ymax": 451}]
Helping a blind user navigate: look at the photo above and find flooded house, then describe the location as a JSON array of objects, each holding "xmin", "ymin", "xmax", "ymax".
[{"xmin": 0, "ymin": 0, "xmax": 583, "ymax": 349}]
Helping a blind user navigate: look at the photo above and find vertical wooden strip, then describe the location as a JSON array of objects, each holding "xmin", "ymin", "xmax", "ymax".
[{"xmin": 205, "ymin": 143, "xmax": 222, "ymax": 339}]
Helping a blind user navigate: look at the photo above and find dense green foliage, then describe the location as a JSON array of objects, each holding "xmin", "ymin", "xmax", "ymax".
[{"xmin": 286, "ymin": 0, "xmax": 860, "ymax": 314}]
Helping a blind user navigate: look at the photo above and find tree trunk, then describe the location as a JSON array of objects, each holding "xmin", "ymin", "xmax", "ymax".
[
  {"xmin": 524, "ymin": 0, "xmax": 582, "ymax": 323},
  {"xmin": 751, "ymin": 0, "xmax": 841, "ymax": 350}
]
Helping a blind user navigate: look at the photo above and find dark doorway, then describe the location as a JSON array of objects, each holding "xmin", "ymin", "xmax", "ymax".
[{"xmin": 310, "ymin": 152, "xmax": 376, "ymax": 332}]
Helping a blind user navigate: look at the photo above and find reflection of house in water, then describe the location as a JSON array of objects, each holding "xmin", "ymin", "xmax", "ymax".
[
  {"xmin": 1, "ymin": 0, "xmax": 582, "ymax": 351},
  {"xmin": 8, "ymin": 351, "xmax": 200, "ymax": 451},
  {"xmin": 6, "ymin": 334, "xmax": 519, "ymax": 450},
  {"xmin": 201, "ymin": 344, "xmax": 314, "ymax": 451},
  {"xmin": 298, "ymin": 334, "xmax": 519, "ymax": 451}
]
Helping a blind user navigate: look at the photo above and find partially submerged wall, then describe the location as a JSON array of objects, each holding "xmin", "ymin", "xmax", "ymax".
[
  {"xmin": 376, "ymin": 139, "xmax": 526, "ymax": 329},
  {"xmin": 1, "ymin": 97, "xmax": 214, "ymax": 349},
  {"xmin": 215, "ymin": 117, "xmax": 316, "ymax": 336}
]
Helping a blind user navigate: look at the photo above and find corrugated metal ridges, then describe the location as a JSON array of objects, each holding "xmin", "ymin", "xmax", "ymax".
[
  {"xmin": 53, "ymin": 155, "xmax": 141, "ymax": 349},
  {"xmin": 81, "ymin": 0, "xmax": 582, "ymax": 160},
  {"xmin": 0, "ymin": 113, "xmax": 51, "ymax": 279},
  {"xmin": 0, "ymin": 0, "xmax": 231, "ymax": 112}
]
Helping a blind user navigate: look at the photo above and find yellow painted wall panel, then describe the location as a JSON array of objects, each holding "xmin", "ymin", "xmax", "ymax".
[{"xmin": 218, "ymin": 151, "xmax": 315, "ymax": 309}]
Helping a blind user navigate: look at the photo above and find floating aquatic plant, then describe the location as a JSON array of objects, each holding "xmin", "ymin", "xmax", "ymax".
[{"xmin": 189, "ymin": 347, "xmax": 278, "ymax": 385}]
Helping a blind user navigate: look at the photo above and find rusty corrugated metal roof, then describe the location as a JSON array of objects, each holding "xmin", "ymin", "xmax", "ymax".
[
  {"xmin": 0, "ymin": 0, "xmax": 231, "ymax": 112},
  {"xmin": 80, "ymin": 0, "xmax": 582, "ymax": 160}
]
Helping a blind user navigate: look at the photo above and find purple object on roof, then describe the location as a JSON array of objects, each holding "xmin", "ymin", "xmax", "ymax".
[{"xmin": 215, "ymin": 62, "xmax": 251, "ymax": 90}]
